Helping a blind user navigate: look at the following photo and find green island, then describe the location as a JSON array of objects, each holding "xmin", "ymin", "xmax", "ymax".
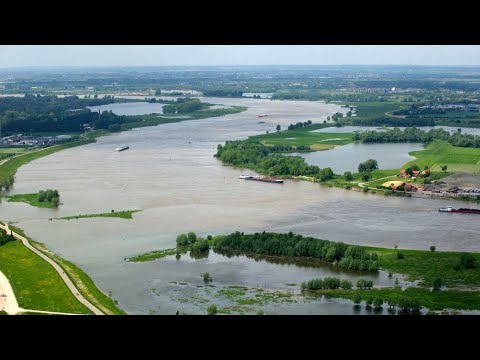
[
  {"xmin": 2, "ymin": 189, "xmax": 60, "ymax": 208},
  {"xmin": 133, "ymin": 231, "xmax": 480, "ymax": 312},
  {"xmin": 6, "ymin": 225, "xmax": 126, "ymax": 315},
  {"xmin": 54, "ymin": 209, "xmax": 142, "ymax": 220}
]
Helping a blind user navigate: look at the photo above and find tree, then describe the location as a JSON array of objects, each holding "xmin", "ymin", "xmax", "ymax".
[
  {"xmin": 397, "ymin": 252, "xmax": 405, "ymax": 259},
  {"xmin": 187, "ymin": 232, "xmax": 197, "ymax": 244},
  {"xmin": 352, "ymin": 294, "xmax": 362, "ymax": 305},
  {"xmin": 358, "ymin": 159, "xmax": 378, "ymax": 173},
  {"xmin": 373, "ymin": 298, "xmax": 383, "ymax": 309},
  {"xmin": 318, "ymin": 167, "xmax": 334, "ymax": 182},
  {"xmin": 176, "ymin": 233, "xmax": 189, "ymax": 247},
  {"xmin": 51, "ymin": 197, "xmax": 60, "ymax": 207},
  {"xmin": 361, "ymin": 172, "xmax": 371, "ymax": 182},
  {"xmin": 344, "ymin": 171, "xmax": 353, "ymax": 181},
  {"xmin": 411, "ymin": 164, "xmax": 420, "ymax": 171},
  {"xmin": 207, "ymin": 304, "xmax": 218, "ymax": 315},
  {"xmin": 191, "ymin": 238, "xmax": 210, "ymax": 253},
  {"xmin": 327, "ymin": 116, "xmax": 331, "ymax": 121},
  {"xmin": 276, "ymin": 125, "xmax": 281, "ymax": 131},
  {"xmin": 441, "ymin": 165, "xmax": 448, "ymax": 172},
  {"xmin": 365, "ymin": 297, "xmax": 373, "ymax": 307},
  {"xmin": 433, "ymin": 274, "xmax": 442, "ymax": 290},
  {"xmin": 340, "ymin": 280, "xmax": 352, "ymax": 289},
  {"xmin": 430, "ymin": 246, "xmax": 436, "ymax": 252}
]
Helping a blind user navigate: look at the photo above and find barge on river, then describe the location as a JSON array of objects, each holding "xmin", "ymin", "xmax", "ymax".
[
  {"xmin": 438, "ymin": 206, "xmax": 480, "ymax": 214},
  {"xmin": 239, "ymin": 174, "xmax": 283, "ymax": 183}
]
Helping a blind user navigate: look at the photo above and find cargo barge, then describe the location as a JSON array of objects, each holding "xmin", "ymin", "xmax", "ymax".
[
  {"xmin": 239, "ymin": 174, "xmax": 283, "ymax": 183},
  {"xmin": 438, "ymin": 206, "xmax": 480, "ymax": 214}
]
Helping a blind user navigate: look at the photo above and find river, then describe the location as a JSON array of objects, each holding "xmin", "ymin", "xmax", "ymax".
[{"xmin": 0, "ymin": 97, "xmax": 478, "ymax": 314}]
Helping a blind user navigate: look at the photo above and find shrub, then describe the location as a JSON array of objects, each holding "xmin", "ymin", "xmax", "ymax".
[
  {"xmin": 191, "ymin": 238, "xmax": 210, "ymax": 253},
  {"xmin": 176, "ymin": 233, "xmax": 189, "ymax": 247},
  {"xmin": 396, "ymin": 252, "xmax": 404, "ymax": 259},
  {"xmin": 353, "ymin": 294, "xmax": 362, "ymax": 305},
  {"xmin": 202, "ymin": 272, "xmax": 212, "ymax": 282},
  {"xmin": 187, "ymin": 232, "xmax": 197, "ymax": 244},
  {"xmin": 433, "ymin": 274, "xmax": 442, "ymax": 290},
  {"xmin": 430, "ymin": 246, "xmax": 436, "ymax": 252},
  {"xmin": 460, "ymin": 253, "xmax": 476, "ymax": 269},
  {"xmin": 373, "ymin": 298, "xmax": 383, "ymax": 309},
  {"xmin": 365, "ymin": 297, "xmax": 373, "ymax": 307},
  {"xmin": 340, "ymin": 280, "xmax": 352, "ymax": 290},
  {"xmin": 207, "ymin": 304, "xmax": 218, "ymax": 315}
]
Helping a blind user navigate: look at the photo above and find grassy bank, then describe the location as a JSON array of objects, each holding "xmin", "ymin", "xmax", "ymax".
[
  {"xmin": 9, "ymin": 225, "xmax": 126, "ymax": 315},
  {"xmin": 372, "ymin": 247, "xmax": 480, "ymax": 288},
  {"xmin": 55, "ymin": 210, "xmax": 141, "ymax": 220},
  {"xmin": 0, "ymin": 240, "xmax": 91, "ymax": 314},
  {"xmin": 252, "ymin": 124, "xmax": 353, "ymax": 149},
  {"xmin": 2, "ymin": 193, "xmax": 56, "ymax": 208},
  {"xmin": 309, "ymin": 288, "xmax": 480, "ymax": 311},
  {"xmin": 128, "ymin": 248, "xmax": 182, "ymax": 262},
  {"xmin": 405, "ymin": 140, "xmax": 480, "ymax": 173},
  {"xmin": 121, "ymin": 106, "xmax": 247, "ymax": 130}
]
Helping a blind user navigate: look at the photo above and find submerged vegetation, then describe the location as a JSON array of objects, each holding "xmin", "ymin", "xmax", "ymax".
[{"xmin": 54, "ymin": 210, "xmax": 141, "ymax": 220}]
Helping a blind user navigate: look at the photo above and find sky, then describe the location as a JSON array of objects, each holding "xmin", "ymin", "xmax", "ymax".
[{"xmin": 0, "ymin": 45, "xmax": 479, "ymax": 68}]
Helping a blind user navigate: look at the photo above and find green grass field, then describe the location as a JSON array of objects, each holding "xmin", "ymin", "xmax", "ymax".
[
  {"xmin": 128, "ymin": 248, "xmax": 180, "ymax": 262},
  {"xmin": 405, "ymin": 140, "xmax": 480, "ymax": 173},
  {"xmin": 310, "ymin": 288, "xmax": 480, "ymax": 311},
  {"xmin": 371, "ymin": 247, "xmax": 480, "ymax": 288},
  {"xmin": 9, "ymin": 226, "xmax": 126, "ymax": 315},
  {"xmin": 2, "ymin": 193, "xmax": 56, "ymax": 208},
  {"xmin": 252, "ymin": 124, "xmax": 353, "ymax": 149},
  {"xmin": 0, "ymin": 240, "xmax": 91, "ymax": 314},
  {"xmin": 55, "ymin": 210, "xmax": 141, "ymax": 220},
  {"xmin": 0, "ymin": 148, "xmax": 27, "ymax": 154},
  {"xmin": 351, "ymin": 101, "xmax": 408, "ymax": 118}
]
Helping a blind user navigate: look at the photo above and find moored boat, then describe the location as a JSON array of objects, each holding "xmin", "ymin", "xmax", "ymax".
[{"xmin": 439, "ymin": 206, "xmax": 480, "ymax": 214}]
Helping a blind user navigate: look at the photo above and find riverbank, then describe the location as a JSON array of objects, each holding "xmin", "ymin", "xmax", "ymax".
[{"xmin": 129, "ymin": 231, "xmax": 480, "ymax": 312}]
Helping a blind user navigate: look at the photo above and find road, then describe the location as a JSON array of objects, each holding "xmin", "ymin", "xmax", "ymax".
[{"xmin": 0, "ymin": 223, "xmax": 103, "ymax": 315}]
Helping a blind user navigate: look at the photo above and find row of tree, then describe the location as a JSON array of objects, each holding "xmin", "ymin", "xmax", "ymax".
[
  {"xmin": 0, "ymin": 95, "xmax": 140, "ymax": 134},
  {"xmin": 162, "ymin": 98, "xmax": 207, "ymax": 114},
  {"xmin": 176, "ymin": 232, "xmax": 210, "ymax": 253},
  {"xmin": 216, "ymin": 140, "xmax": 335, "ymax": 180},
  {"xmin": 353, "ymin": 126, "xmax": 480, "ymax": 148},
  {"xmin": 213, "ymin": 231, "xmax": 379, "ymax": 272},
  {"xmin": 287, "ymin": 120, "xmax": 312, "ymax": 130}
]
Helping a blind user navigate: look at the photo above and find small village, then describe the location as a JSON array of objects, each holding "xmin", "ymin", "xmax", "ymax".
[
  {"xmin": 381, "ymin": 168, "xmax": 480, "ymax": 199},
  {"xmin": 0, "ymin": 134, "xmax": 73, "ymax": 147}
]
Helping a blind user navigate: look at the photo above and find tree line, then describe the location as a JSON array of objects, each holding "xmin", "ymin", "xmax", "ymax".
[
  {"xmin": 38, "ymin": 189, "xmax": 60, "ymax": 207},
  {"xmin": 352, "ymin": 126, "xmax": 480, "ymax": 148},
  {"xmin": 0, "ymin": 94, "xmax": 140, "ymax": 134},
  {"xmin": 0, "ymin": 228, "xmax": 15, "ymax": 246},
  {"xmin": 215, "ymin": 140, "xmax": 335, "ymax": 180},
  {"xmin": 163, "ymin": 98, "xmax": 208, "ymax": 114},
  {"xmin": 287, "ymin": 120, "xmax": 312, "ymax": 130},
  {"xmin": 214, "ymin": 231, "xmax": 379, "ymax": 272}
]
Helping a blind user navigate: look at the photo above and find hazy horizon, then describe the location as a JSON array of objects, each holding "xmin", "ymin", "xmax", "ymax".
[{"xmin": 0, "ymin": 46, "xmax": 479, "ymax": 68}]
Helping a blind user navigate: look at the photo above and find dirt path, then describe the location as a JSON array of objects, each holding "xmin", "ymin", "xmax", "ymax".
[
  {"xmin": 0, "ymin": 223, "xmax": 103, "ymax": 315},
  {"xmin": 0, "ymin": 269, "xmax": 22, "ymax": 314}
]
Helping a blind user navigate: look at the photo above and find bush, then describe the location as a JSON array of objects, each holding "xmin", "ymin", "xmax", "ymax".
[
  {"xmin": 398, "ymin": 297, "xmax": 421, "ymax": 314},
  {"xmin": 396, "ymin": 252, "xmax": 405, "ymax": 259},
  {"xmin": 373, "ymin": 298, "xmax": 383, "ymax": 309},
  {"xmin": 356, "ymin": 279, "xmax": 373, "ymax": 289},
  {"xmin": 353, "ymin": 294, "xmax": 362, "ymax": 305},
  {"xmin": 191, "ymin": 239, "xmax": 210, "ymax": 253},
  {"xmin": 176, "ymin": 233, "xmax": 189, "ymax": 247},
  {"xmin": 433, "ymin": 274, "xmax": 442, "ymax": 290},
  {"xmin": 365, "ymin": 297, "xmax": 373, "ymax": 307},
  {"xmin": 430, "ymin": 246, "xmax": 436, "ymax": 252},
  {"xmin": 363, "ymin": 186, "xmax": 369, "ymax": 192},
  {"xmin": 202, "ymin": 272, "xmax": 212, "ymax": 282},
  {"xmin": 322, "ymin": 277, "xmax": 341, "ymax": 289},
  {"xmin": 460, "ymin": 253, "xmax": 476, "ymax": 269},
  {"xmin": 187, "ymin": 232, "xmax": 197, "ymax": 244},
  {"xmin": 207, "ymin": 304, "xmax": 218, "ymax": 315},
  {"xmin": 344, "ymin": 171, "xmax": 353, "ymax": 181},
  {"xmin": 340, "ymin": 280, "xmax": 352, "ymax": 289}
]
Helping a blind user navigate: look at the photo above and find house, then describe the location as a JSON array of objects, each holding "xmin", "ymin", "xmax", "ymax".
[
  {"xmin": 421, "ymin": 169, "xmax": 431, "ymax": 175},
  {"xmin": 412, "ymin": 170, "xmax": 420, "ymax": 176}
]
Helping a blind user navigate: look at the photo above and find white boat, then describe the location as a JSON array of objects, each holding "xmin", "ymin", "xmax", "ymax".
[
  {"xmin": 438, "ymin": 206, "xmax": 453, "ymax": 212},
  {"xmin": 115, "ymin": 145, "xmax": 129, "ymax": 152},
  {"xmin": 239, "ymin": 174, "xmax": 253, "ymax": 179}
]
